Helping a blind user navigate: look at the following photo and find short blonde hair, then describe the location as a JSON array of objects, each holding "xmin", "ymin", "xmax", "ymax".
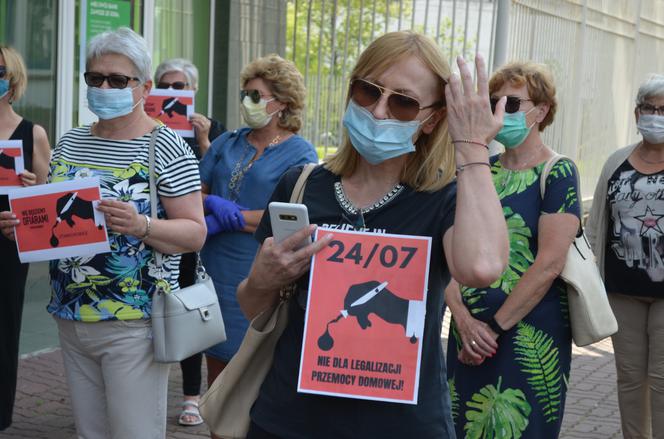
[
  {"xmin": 325, "ymin": 31, "xmax": 453, "ymax": 192},
  {"xmin": 0, "ymin": 46, "xmax": 27, "ymax": 102},
  {"xmin": 489, "ymin": 61, "xmax": 557, "ymax": 131},
  {"xmin": 240, "ymin": 54, "xmax": 305, "ymax": 133}
]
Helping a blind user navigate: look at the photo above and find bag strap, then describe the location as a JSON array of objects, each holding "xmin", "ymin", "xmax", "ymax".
[
  {"xmin": 540, "ymin": 152, "xmax": 584, "ymax": 235},
  {"xmin": 290, "ymin": 163, "xmax": 317, "ymax": 204},
  {"xmin": 147, "ymin": 126, "xmax": 163, "ymax": 269}
]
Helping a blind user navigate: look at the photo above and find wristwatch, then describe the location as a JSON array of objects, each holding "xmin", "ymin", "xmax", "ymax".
[{"xmin": 488, "ymin": 316, "xmax": 507, "ymax": 337}]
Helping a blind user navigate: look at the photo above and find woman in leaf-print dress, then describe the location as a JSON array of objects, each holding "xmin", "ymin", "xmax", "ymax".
[{"xmin": 446, "ymin": 62, "xmax": 581, "ymax": 438}]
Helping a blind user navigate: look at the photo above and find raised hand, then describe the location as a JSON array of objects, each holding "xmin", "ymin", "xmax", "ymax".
[{"xmin": 444, "ymin": 54, "xmax": 505, "ymax": 148}]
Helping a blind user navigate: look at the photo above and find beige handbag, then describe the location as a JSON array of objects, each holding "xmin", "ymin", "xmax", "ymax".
[
  {"xmin": 540, "ymin": 154, "xmax": 618, "ymax": 347},
  {"xmin": 199, "ymin": 163, "xmax": 317, "ymax": 438}
]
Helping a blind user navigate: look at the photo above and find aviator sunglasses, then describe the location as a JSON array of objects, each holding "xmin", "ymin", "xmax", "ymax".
[
  {"xmin": 84, "ymin": 72, "xmax": 139, "ymax": 89},
  {"xmin": 350, "ymin": 78, "xmax": 444, "ymax": 122},
  {"xmin": 157, "ymin": 81, "xmax": 188, "ymax": 90},
  {"xmin": 240, "ymin": 89, "xmax": 274, "ymax": 104},
  {"xmin": 490, "ymin": 95, "xmax": 533, "ymax": 114}
]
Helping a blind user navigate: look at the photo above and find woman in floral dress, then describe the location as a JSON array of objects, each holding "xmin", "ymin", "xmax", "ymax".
[{"xmin": 446, "ymin": 62, "xmax": 581, "ymax": 438}]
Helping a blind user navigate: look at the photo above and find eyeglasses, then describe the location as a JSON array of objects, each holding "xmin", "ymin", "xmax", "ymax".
[
  {"xmin": 240, "ymin": 89, "xmax": 273, "ymax": 104},
  {"xmin": 638, "ymin": 104, "xmax": 664, "ymax": 116},
  {"xmin": 156, "ymin": 81, "xmax": 188, "ymax": 90},
  {"xmin": 83, "ymin": 72, "xmax": 140, "ymax": 89},
  {"xmin": 350, "ymin": 78, "xmax": 444, "ymax": 122},
  {"xmin": 0, "ymin": 66, "xmax": 6, "ymax": 79},
  {"xmin": 342, "ymin": 211, "xmax": 366, "ymax": 230},
  {"xmin": 490, "ymin": 95, "xmax": 533, "ymax": 114}
]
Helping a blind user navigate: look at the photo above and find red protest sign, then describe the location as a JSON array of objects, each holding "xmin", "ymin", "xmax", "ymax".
[
  {"xmin": 9, "ymin": 177, "xmax": 110, "ymax": 262},
  {"xmin": 0, "ymin": 140, "xmax": 24, "ymax": 192},
  {"xmin": 144, "ymin": 89, "xmax": 195, "ymax": 137},
  {"xmin": 298, "ymin": 228, "xmax": 431, "ymax": 404}
]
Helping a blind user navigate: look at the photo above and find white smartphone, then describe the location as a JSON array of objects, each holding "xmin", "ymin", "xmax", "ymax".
[{"xmin": 269, "ymin": 202, "xmax": 311, "ymax": 249}]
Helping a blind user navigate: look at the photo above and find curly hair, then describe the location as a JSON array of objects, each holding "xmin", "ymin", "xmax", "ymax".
[
  {"xmin": 489, "ymin": 61, "xmax": 557, "ymax": 131},
  {"xmin": 240, "ymin": 54, "xmax": 306, "ymax": 133}
]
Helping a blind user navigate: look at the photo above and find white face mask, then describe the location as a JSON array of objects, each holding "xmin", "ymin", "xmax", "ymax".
[
  {"xmin": 240, "ymin": 95, "xmax": 278, "ymax": 129},
  {"xmin": 637, "ymin": 114, "xmax": 664, "ymax": 145}
]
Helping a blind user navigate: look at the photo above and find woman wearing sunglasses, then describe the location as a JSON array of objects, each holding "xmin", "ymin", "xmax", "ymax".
[
  {"xmin": 153, "ymin": 57, "xmax": 226, "ymax": 427},
  {"xmin": 0, "ymin": 28, "xmax": 206, "ymax": 438},
  {"xmin": 198, "ymin": 53, "xmax": 317, "ymax": 430},
  {"xmin": 154, "ymin": 58, "xmax": 226, "ymax": 159},
  {"xmin": 446, "ymin": 62, "xmax": 580, "ymax": 438},
  {"xmin": 0, "ymin": 45, "xmax": 50, "ymax": 432},
  {"xmin": 234, "ymin": 31, "xmax": 509, "ymax": 438},
  {"xmin": 586, "ymin": 74, "xmax": 664, "ymax": 439}
]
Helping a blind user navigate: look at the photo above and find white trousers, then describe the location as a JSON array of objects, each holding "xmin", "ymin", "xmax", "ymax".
[{"xmin": 55, "ymin": 317, "xmax": 170, "ymax": 439}]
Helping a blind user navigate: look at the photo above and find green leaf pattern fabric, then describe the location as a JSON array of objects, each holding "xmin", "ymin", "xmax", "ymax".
[{"xmin": 447, "ymin": 156, "xmax": 579, "ymax": 438}]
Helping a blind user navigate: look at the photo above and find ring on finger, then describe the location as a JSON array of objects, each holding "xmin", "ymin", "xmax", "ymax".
[{"xmin": 471, "ymin": 340, "xmax": 477, "ymax": 347}]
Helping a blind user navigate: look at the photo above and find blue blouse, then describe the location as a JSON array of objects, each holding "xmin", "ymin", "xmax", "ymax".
[{"xmin": 199, "ymin": 127, "xmax": 318, "ymax": 360}]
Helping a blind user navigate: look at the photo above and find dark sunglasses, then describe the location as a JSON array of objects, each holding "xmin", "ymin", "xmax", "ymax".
[
  {"xmin": 156, "ymin": 81, "xmax": 188, "ymax": 90},
  {"xmin": 83, "ymin": 72, "xmax": 139, "ymax": 89},
  {"xmin": 0, "ymin": 66, "xmax": 5, "ymax": 79},
  {"xmin": 350, "ymin": 78, "xmax": 444, "ymax": 122},
  {"xmin": 490, "ymin": 95, "xmax": 532, "ymax": 114},
  {"xmin": 240, "ymin": 89, "xmax": 273, "ymax": 104}
]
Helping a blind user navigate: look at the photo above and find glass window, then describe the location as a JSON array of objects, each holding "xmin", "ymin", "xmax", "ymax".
[
  {"xmin": 153, "ymin": 0, "xmax": 212, "ymax": 114},
  {"xmin": 0, "ymin": 0, "xmax": 58, "ymax": 143}
]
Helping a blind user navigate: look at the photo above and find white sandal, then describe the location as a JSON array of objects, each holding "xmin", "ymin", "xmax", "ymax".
[{"xmin": 178, "ymin": 399, "xmax": 204, "ymax": 426}]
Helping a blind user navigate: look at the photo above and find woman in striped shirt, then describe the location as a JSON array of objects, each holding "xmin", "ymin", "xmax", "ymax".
[{"xmin": 1, "ymin": 27, "xmax": 206, "ymax": 438}]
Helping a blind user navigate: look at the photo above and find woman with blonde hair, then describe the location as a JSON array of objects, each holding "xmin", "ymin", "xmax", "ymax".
[
  {"xmin": 446, "ymin": 61, "xmax": 580, "ymax": 438},
  {"xmin": 0, "ymin": 45, "xmax": 50, "ymax": 431},
  {"xmin": 199, "ymin": 54, "xmax": 318, "ymax": 419},
  {"xmin": 236, "ymin": 30, "xmax": 508, "ymax": 438}
]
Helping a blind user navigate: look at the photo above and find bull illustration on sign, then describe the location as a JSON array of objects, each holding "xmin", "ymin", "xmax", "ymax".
[
  {"xmin": 0, "ymin": 149, "xmax": 16, "ymax": 171},
  {"xmin": 159, "ymin": 97, "xmax": 188, "ymax": 118},
  {"xmin": 50, "ymin": 192, "xmax": 103, "ymax": 247},
  {"xmin": 317, "ymin": 280, "xmax": 426, "ymax": 351}
]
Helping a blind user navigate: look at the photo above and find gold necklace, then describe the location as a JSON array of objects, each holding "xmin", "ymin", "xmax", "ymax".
[{"xmin": 637, "ymin": 144, "xmax": 664, "ymax": 164}]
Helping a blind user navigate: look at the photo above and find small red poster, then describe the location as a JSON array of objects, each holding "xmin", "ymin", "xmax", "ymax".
[
  {"xmin": 0, "ymin": 140, "xmax": 25, "ymax": 194},
  {"xmin": 298, "ymin": 228, "xmax": 432, "ymax": 404},
  {"xmin": 8, "ymin": 177, "xmax": 110, "ymax": 262},
  {"xmin": 144, "ymin": 89, "xmax": 195, "ymax": 137}
]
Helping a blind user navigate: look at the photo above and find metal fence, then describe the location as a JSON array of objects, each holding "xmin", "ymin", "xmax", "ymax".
[
  {"xmin": 508, "ymin": 0, "xmax": 664, "ymax": 202},
  {"xmin": 281, "ymin": 0, "xmax": 664, "ymax": 200},
  {"xmin": 284, "ymin": 0, "xmax": 498, "ymax": 155}
]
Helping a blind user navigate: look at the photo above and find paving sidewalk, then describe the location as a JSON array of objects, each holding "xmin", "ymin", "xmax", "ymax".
[{"xmin": 1, "ymin": 310, "xmax": 622, "ymax": 439}]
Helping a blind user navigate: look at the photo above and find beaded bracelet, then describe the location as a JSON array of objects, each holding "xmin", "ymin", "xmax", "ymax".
[
  {"xmin": 452, "ymin": 139, "xmax": 489, "ymax": 150},
  {"xmin": 455, "ymin": 161, "xmax": 490, "ymax": 176}
]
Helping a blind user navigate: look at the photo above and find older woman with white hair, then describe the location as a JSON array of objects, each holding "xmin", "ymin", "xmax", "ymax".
[
  {"xmin": 154, "ymin": 58, "xmax": 225, "ymax": 158},
  {"xmin": 0, "ymin": 27, "xmax": 206, "ymax": 438},
  {"xmin": 587, "ymin": 73, "xmax": 664, "ymax": 439}
]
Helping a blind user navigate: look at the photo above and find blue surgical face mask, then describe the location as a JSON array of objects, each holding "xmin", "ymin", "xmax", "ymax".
[
  {"xmin": 495, "ymin": 108, "xmax": 536, "ymax": 149},
  {"xmin": 86, "ymin": 86, "xmax": 142, "ymax": 120},
  {"xmin": 342, "ymin": 99, "xmax": 424, "ymax": 165},
  {"xmin": 0, "ymin": 79, "xmax": 9, "ymax": 100}
]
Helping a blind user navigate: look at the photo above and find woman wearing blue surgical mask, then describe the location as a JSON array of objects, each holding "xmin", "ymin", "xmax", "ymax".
[
  {"xmin": 0, "ymin": 45, "xmax": 50, "ymax": 432},
  {"xmin": 1, "ymin": 28, "xmax": 206, "ymax": 438},
  {"xmin": 446, "ymin": 62, "xmax": 580, "ymax": 438},
  {"xmin": 198, "ymin": 54, "xmax": 318, "ymax": 425},
  {"xmin": 587, "ymin": 74, "xmax": 664, "ymax": 439},
  {"xmin": 234, "ymin": 31, "xmax": 509, "ymax": 439}
]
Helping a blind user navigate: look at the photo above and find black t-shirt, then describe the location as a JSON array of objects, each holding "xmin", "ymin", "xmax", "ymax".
[
  {"xmin": 605, "ymin": 159, "xmax": 664, "ymax": 297},
  {"xmin": 252, "ymin": 165, "xmax": 457, "ymax": 439}
]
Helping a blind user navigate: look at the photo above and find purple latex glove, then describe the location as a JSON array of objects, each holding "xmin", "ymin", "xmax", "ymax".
[
  {"xmin": 204, "ymin": 195, "xmax": 246, "ymax": 232},
  {"xmin": 205, "ymin": 214, "xmax": 223, "ymax": 236}
]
